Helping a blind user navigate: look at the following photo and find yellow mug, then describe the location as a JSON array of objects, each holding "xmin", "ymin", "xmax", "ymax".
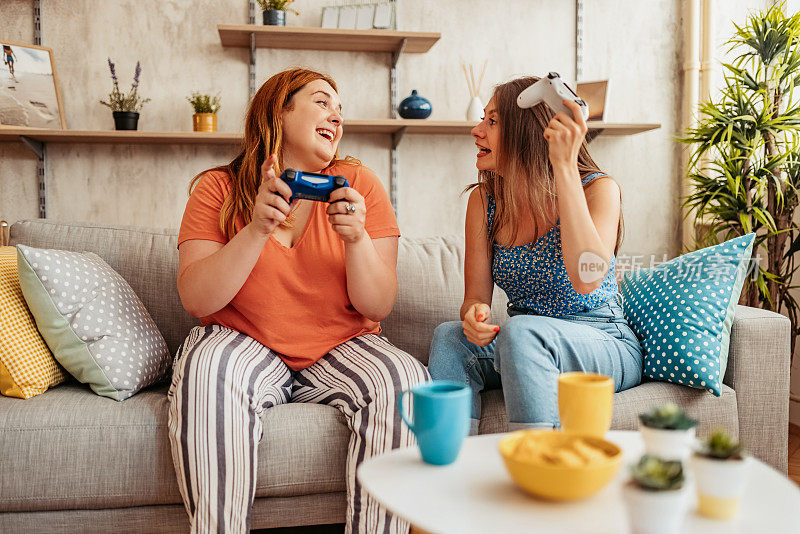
[{"xmin": 558, "ymin": 372, "xmax": 614, "ymax": 438}]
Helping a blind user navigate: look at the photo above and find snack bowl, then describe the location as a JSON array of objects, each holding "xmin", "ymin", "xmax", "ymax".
[{"xmin": 498, "ymin": 430, "xmax": 622, "ymax": 501}]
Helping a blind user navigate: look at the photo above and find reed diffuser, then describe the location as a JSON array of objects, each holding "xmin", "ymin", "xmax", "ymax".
[{"xmin": 462, "ymin": 60, "xmax": 487, "ymax": 122}]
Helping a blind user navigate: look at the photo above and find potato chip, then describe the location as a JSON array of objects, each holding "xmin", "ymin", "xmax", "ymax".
[{"xmin": 572, "ymin": 438, "xmax": 610, "ymax": 465}]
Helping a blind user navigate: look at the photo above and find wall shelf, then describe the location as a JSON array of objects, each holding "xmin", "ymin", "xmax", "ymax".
[
  {"xmin": 4, "ymin": 8, "xmax": 659, "ymax": 218},
  {"xmin": 0, "ymin": 128, "xmax": 241, "ymax": 145},
  {"xmin": 217, "ymin": 25, "xmax": 440, "ymax": 53},
  {"xmin": 0, "ymin": 122, "xmax": 660, "ymax": 146}
]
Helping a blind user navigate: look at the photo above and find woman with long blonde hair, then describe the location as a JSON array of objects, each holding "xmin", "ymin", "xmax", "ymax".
[
  {"xmin": 428, "ymin": 76, "xmax": 644, "ymax": 434},
  {"xmin": 169, "ymin": 67, "xmax": 428, "ymax": 534}
]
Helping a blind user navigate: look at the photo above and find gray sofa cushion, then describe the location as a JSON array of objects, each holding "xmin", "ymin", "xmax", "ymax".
[
  {"xmin": 0, "ymin": 493, "xmax": 347, "ymax": 534},
  {"xmin": 0, "ymin": 376, "xmax": 739, "ymax": 512},
  {"xmin": 0, "ymin": 381, "xmax": 348, "ymax": 512}
]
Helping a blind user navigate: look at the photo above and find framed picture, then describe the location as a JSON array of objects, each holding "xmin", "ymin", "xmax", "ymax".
[
  {"xmin": 576, "ymin": 80, "xmax": 609, "ymax": 122},
  {"xmin": 373, "ymin": 3, "xmax": 393, "ymax": 29},
  {"xmin": 337, "ymin": 6, "xmax": 357, "ymax": 29},
  {"xmin": 321, "ymin": 6, "xmax": 339, "ymax": 29},
  {"xmin": 0, "ymin": 41, "xmax": 66, "ymax": 129},
  {"xmin": 356, "ymin": 4, "xmax": 375, "ymax": 30}
]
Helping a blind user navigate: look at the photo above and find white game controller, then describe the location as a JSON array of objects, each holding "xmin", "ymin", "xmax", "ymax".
[{"xmin": 516, "ymin": 72, "xmax": 589, "ymax": 121}]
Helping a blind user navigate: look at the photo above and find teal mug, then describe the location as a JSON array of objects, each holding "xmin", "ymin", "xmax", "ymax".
[{"xmin": 397, "ymin": 380, "xmax": 471, "ymax": 465}]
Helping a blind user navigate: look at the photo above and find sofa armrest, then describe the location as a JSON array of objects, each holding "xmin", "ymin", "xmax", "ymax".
[{"xmin": 723, "ymin": 305, "xmax": 790, "ymax": 472}]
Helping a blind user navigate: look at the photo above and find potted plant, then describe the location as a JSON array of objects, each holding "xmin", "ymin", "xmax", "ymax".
[
  {"xmin": 100, "ymin": 58, "xmax": 150, "ymax": 131},
  {"xmin": 186, "ymin": 92, "xmax": 221, "ymax": 133},
  {"xmin": 257, "ymin": 0, "xmax": 298, "ymax": 26},
  {"xmin": 623, "ymin": 455, "xmax": 688, "ymax": 534},
  {"xmin": 638, "ymin": 403, "xmax": 698, "ymax": 461},
  {"xmin": 691, "ymin": 428, "xmax": 748, "ymax": 520},
  {"xmin": 680, "ymin": 2, "xmax": 800, "ymax": 358}
]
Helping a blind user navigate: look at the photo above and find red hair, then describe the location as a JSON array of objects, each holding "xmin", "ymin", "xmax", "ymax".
[{"xmin": 190, "ymin": 68, "xmax": 351, "ymax": 240}]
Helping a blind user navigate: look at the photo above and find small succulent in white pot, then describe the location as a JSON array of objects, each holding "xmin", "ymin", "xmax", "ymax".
[
  {"xmin": 638, "ymin": 403, "xmax": 698, "ymax": 461},
  {"xmin": 623, "ymin": 455, "xmax": 688, "ymax": 534},
  {"xmin": 691, "ymin": 428, "xmax": 748, "ymax": 520}
]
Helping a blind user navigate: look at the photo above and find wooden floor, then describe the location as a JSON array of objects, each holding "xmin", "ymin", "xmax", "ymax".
[{"xmin": 790, "ymin": 423, "xmax": 800, "ymax": 487}]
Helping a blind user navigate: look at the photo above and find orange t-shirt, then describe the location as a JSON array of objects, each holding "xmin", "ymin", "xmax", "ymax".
[{"xmin": 177, "ymin": 162, "xmax": 400, "ymax": 370}]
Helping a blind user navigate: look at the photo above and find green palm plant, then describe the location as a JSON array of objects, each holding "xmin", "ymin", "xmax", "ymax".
[{"xmin": 680, "ymin": 1, "xmax": 800, "ymax": 359}]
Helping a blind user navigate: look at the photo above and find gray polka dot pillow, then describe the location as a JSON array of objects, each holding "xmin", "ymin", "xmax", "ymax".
[
  {"xmin": 16, "ymin": 244, "xmax": 170, "ymax": 401},
  {"xmin": 620, "ymin": 233, "xmax": 755, "ymax": 397}
]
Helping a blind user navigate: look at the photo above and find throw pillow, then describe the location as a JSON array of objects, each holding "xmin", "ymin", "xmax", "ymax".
[
  {"xmin": 0, "ymin": 246, "xmax": 67, "ymax": 398},
  {"xmin": 620, "ymin": 233, "xmax": 755, "ymax": 396},
  {"xmin": 16, "ymin": 244, "xmax": 170, "ymax": 401}
]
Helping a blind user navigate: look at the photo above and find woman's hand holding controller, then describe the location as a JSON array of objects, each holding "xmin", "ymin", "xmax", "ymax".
[
  {"xmin": 251, "ymin": 154, "xmax": 294, "ymax": 238},
  {"xmin": 462, "ymin": 302, "xmax": 500, "ymax": 347},
  {"xmin": 327, "ymin": 187, "xmax": 367, "ymax": 244},
  {"xmin": 543, "ymin": 99, "xmax": 588, "ymax": 171}
]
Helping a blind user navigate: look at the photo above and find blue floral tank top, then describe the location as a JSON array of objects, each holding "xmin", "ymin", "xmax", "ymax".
[{"xmin": 488, "ymin": 172, "xmax": 618, "ymax": 316}]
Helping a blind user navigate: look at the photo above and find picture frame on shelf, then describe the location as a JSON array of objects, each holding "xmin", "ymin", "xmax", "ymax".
[
  {"xmin": 321, "ymin": 6, "xmax": 339, "ymax": 28},
  {"xmin": 0, "ymin": 41, "xmax": 66, "ymax": 130},
  {"xmin": 372, "ymin": 3, "xmax": 393, "ymax": 29},
  {"xmin": 337, "ymin": 5, "xmax": 357, "ymax": 29},
  {"xmin": 320, "ymin": 2, "xmax": 395, "ymax": 31},
  {"xmin": 576, "ymin": 80, "xmax": 609, "ymax": 122},
  {"xmin": 356, "ymin": 4, "xmax": 375, "ymax": 30}
]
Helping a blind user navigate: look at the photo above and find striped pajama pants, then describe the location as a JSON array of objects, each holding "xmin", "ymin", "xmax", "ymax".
[{"xmin": 167, "ymin": 325, "xmax": 430, "ymax": 534}]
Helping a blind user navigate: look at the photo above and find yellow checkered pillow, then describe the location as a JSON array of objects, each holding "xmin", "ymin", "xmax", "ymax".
[{"xmin": 0, "ymin": 246, "xmax": 67, "ymax": 398}]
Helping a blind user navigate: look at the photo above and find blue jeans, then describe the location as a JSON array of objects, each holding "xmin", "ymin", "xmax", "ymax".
[{"xmin": 427, "ymin": 300, "xmax": 644, "ymax": 434}]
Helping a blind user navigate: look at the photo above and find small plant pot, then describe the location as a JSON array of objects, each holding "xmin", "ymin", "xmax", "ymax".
[
  {"xmin": 193, "ymin": 113, "xmax": 217, "ymax": 133},
  {"xmin": 639, "ymin": 425, "xmax": 696, "ymax": 461},
  {"xmin": 691, "ymin": 453, "xmax": 749, "ymax": 520},
  {"xmin": 263, "ymin": 10, "xmax": 286, "ymax": 26},
  {"xmin": 623, "ymin": 481, "xmax": 688, "ymax": 534},
  {"xmin": 112, "ymin": 111, "xmax": 139, "ymax": 131}
]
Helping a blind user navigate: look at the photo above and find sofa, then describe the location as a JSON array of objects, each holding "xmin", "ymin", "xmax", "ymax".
[{"xmin": 0, "ymin": 219, "xmax": 791, "ymax": 533}]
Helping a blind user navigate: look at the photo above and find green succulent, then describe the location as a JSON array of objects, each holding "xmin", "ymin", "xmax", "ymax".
[
  {"xmin": 186, "ymin": 92, "xmax": 221, "ymax": 114},
  {"xmin": 698, "ymin": 428, "xmax": 744, "ymax": 460},
  {"xmin": 639, "ymin": 403, "xmax": 698, "ymax": 430},
  {"xmin": 257, "ymin": 0, "xmax": 298, "ymax": 14},
  {"xmin": 630, "ymin": 455, "xmax": 685, "ymax": 491}
]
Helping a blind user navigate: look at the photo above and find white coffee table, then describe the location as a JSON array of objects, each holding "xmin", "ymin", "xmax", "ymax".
[{"xmin": 357, "ymin": 431, "xmax": 800, "ymax": 533}]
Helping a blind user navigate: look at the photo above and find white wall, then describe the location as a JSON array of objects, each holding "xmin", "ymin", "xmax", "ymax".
[{"xmin": 2, "ymin": 0, "xmax": 797, "ymax": 421}]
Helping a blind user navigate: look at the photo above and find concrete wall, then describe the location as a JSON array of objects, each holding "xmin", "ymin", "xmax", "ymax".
[
  {"xmin": 2, "ymin": 1, "xmax": 797, "ymax": 420},
  {"xmin": 1, "ymin": 0, "xmax": 662, "ymax": 252}
]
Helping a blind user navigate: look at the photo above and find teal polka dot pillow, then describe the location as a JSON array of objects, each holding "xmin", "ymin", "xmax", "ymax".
[{"xmin": 620, "ymin": 234, "xmax": 754, "ymax": 396}]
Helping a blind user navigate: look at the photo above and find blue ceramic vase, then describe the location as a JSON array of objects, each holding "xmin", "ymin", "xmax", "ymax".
[{"xmin": 398, "ymin": 90, "xmax": 432, "ymax": 119}]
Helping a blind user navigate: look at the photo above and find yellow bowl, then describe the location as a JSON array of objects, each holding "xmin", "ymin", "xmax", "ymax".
[{"xmin": 498, "ymin": 430, "xmax": 622, "ymax": 501}]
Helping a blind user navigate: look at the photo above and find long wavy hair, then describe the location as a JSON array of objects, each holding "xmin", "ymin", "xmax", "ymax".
[
  {"xmin": 467, "ymin": 76, "xmax": 623, "ymax": 254},
  {"xmin": 189, "ymin": 68, "xmax": 352, "ymax": 240}
]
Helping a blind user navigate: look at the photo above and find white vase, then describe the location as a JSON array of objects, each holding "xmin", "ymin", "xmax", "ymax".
[
  {"xmin": 623, "ymin": 482, "xmax": 689, "ymax": 534},
  {"xmin": 639, "ymin": 425, "xmax": 696, "ymax": 461},
  {"xmin": 691, "ymin": 453, "xmax": 749, "ymax": 520},
  {"xmin": 466, "ymin": 96, "xmax": 483, "ymax": 122}
]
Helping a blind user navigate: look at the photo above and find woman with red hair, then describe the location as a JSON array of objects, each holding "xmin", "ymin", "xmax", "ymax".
[{"xmin": 168, "ymin": 68, "xmax": 428, "ymax": 534}]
